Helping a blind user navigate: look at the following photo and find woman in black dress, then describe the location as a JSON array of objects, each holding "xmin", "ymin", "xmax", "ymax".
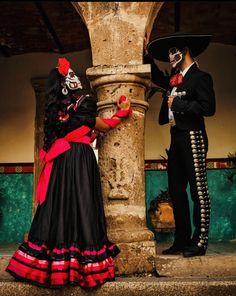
[{"xmin": 6, "ymin": 58, "xmax": 132, "ymax": 288}]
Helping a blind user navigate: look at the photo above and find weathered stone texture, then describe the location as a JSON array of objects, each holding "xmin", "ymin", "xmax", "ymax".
[
  {"xmin": 73, "ymin": 2, "xmax": 162, "ymax": 65},
  {"xmin": 115, "ymin": 241, "xmax": 156, "ymax": 275},
  {"xmin": 87, "ymin": 64, "xmax": 155, "ymax": 273},
  {"xmin": 1, "ymin": 277, "xmax": 236, "ymax": 296},
  {"xmin": 98, "ymin": 108, "xmax": 146, "ymax": 205},
  {"xmin": 155, "ymin": 254, "xmax": 236, "ymax": 278}
]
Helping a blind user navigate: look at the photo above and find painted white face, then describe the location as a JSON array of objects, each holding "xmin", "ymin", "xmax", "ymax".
[
  {"xmin": 64, "ymin": 68, "xmax": 82, "ymax": 90},
  {"xmin": 168, "ymin": 47, "xmax": 183, "ymax": 68}
]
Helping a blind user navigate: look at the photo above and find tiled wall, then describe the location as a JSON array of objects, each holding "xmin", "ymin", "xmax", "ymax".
[
  {"xmin": 145, "ymin": 159, "xmax": 236, "ymax": 241},
  {"xmin": 0, "ymin": 171, "xmax": 33, "ymax": 243},
  {"xmin": 0, "ymin": 161, "xmax": 236, "ymax": 243}
]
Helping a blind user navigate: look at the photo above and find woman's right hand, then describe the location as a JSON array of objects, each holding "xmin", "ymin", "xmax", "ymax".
[{"xmin": 117, "ymin": 96, "xmax": 131, "ymax": 110}]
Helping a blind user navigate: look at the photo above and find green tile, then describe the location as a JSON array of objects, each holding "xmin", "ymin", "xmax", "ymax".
[
  {"xmin": 0, "ymin": 174, "xmax": 33, "ymax": 243},
  {"xmin": 145, "ymin": 169, "xmax": 236, "ymax": 241}
]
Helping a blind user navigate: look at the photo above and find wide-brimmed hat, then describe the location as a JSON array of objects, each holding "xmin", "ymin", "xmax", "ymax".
[{"xmin": 147, "ymin": 32, "xmax": 212, "ymax": 62}]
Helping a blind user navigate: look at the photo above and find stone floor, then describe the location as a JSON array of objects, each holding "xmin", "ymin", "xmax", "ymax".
[
  {"xmin": 0, "ymin": 243, "xmax": 19, "ymax": 256},
  {"xmin": 156, "ymin": 240, "xmax": 236, "ymax": 255},
  {"xmin": 1, "ymin": 277, "xmax": 236, "ymax": 296},
  {"xmin": 0, "ymin": 241, "xmax": 236, "ymax": 295},
  {"xmin": 155, "ymin": 241, "xmax": 236, "ymax": 278}
]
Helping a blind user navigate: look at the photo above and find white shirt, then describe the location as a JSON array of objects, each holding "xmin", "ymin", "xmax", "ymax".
[{"xmin": 168, "ymin": 62, "xmax": 195, "ymax": 121}]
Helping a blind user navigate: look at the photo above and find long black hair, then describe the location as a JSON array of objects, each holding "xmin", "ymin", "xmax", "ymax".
[{"xmin": 43, "ymin": 68, "xmax": 97, "ymax": 152}]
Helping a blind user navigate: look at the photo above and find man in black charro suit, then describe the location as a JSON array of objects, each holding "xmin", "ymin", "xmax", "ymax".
[{"xmin": 145, "ymin": 32, "xmax": 216, "ymax": 257}]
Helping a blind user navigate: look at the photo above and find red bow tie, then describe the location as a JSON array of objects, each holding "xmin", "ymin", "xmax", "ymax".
[{"xmin": 169, "ymin": 73, "xmax": 183, "ymax": 87}]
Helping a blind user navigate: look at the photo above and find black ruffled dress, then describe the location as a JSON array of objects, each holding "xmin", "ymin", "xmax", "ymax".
[{"xmin": 6, "ymin": 96, "xmax": 120, "ymax": 288}]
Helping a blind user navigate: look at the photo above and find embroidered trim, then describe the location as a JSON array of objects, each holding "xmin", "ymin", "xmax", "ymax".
[{"xmin": 190, "ymin": 130, "xmax": 210, "ymax": 248}]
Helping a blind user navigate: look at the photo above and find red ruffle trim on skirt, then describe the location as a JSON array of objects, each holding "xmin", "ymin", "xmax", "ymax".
[{"xmin": 6, "ymin": 241, "xmax": 119, "ymax": 288}]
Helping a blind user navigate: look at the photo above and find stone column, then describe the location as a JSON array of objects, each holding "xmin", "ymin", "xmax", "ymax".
[
  {"xmin": 87, "ymin": 65, "xmax": 155, "ymax": 274},
  {"xmin": 31, "ymin": 78, "xmax": 47, "ymax": 217},
  {"xmin": 72, "ymin": 2, "xmax": 163, "ymax": 66},
  {"xmin": 72, "ymin": 2, "xmax": 164, "ymax": 274}
]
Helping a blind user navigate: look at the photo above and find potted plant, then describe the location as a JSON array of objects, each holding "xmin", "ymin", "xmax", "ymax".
[
  {"xmin": 226, "ymin": 151, "xmax": 236, "ymax": 182},
  {"xmin": 148, "ymin": 188, "xmax": 175, "ymax": 232}
]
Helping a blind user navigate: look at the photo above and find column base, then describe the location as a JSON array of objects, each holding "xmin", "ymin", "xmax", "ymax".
[{"xmin": 115, "ymin": 240, "xmax": 156, "ymax": 275}]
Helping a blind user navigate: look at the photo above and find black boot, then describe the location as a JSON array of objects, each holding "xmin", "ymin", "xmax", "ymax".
[
  {"xmin": 162, "ymin": 243, "xmax": 190, "ymax": 255},
  {"xmin": 183, "ymin": 245, "xmax": 206, "ymax": 257},
  {"xmin": 162, "ymin": 245, "xmax": 184, "ymax": 255}
]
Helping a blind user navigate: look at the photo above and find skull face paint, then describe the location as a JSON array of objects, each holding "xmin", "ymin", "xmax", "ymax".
[
  {"xmin": 168, "ymin": 47, "xmax": 183, "ymax": 68},
  {"xmin": 64, "ymin": 68, "xmax": 82, "ymax": 90}
]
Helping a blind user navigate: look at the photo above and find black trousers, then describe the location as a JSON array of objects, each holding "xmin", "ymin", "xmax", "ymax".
[{"xmin": 168, "ymin": 127, "xmax": 210, "ymax": 249}]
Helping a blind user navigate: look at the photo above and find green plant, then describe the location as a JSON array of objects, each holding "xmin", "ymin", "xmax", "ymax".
[
  {"xmin": 149, "ymin": 188, "xmax": 171, "ymax": 213},
  {"xmin": 226, "ymin": 151, "xmax": 236, "ymax": 183}
]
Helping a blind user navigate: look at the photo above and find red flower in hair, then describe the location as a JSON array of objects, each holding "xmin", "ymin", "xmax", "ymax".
[{"xmin": 57, "ymin": 57, "xmax": 70, "ymax": 76}]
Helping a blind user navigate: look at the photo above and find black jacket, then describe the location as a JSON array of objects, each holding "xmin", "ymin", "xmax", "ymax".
[{"xmin": 146, "ymin": 56, "xmax": 216, "ymax": 131}]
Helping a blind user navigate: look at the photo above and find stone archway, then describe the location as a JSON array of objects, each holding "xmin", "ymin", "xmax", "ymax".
[{"xmin": 72, "ymin": 2, "xmax": 164, "ymax": 275}]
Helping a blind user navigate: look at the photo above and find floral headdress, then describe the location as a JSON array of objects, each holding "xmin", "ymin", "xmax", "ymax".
[
  {"xmin": 57, "ymin": 57, "xmax": 70, "ymax": 76},
  {"xmin": 56, "ymin": 57, "xmax": 83, "ymax": 95}
]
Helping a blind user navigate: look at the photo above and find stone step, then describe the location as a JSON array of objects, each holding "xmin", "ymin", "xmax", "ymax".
[
  {"xmin": 1, "ymin": 242, "xmax": 236, "ymax": 295},
  {"xmin": 0, "ymin": 256, "xmax": 12, "ymax": 281},
  {"xmin": 0, "ymin": 276, "xmax": 236, "ymax": 296},
  {"xmin": 155, "ymin": 254, "xmax": 236, "ymax": 278},
  {"xmin": 155, "ymin": 241, "xmax": 236, "ymax": 278}
]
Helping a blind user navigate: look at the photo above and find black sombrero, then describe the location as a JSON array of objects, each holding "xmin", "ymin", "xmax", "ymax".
[{"xmin": 147, "ymin": 32, "xmax": 212, "ymax": 62}]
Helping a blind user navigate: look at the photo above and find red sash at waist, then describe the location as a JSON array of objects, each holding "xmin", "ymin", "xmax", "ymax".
[{"xmin": 36, "ymin": 125, "xmax": 91, "ymax": 205}]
